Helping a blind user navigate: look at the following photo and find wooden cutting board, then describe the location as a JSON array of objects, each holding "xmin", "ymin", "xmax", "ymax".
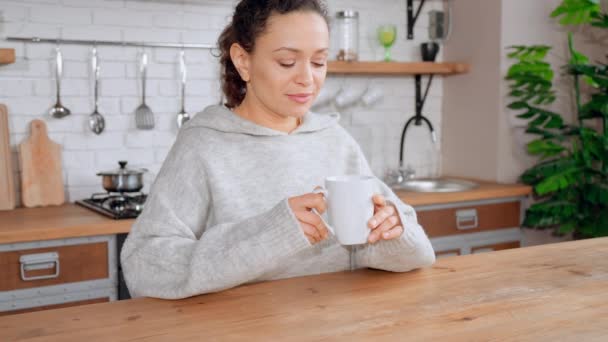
[
  {"xmin": 0, "ymin": 104, "xmax": 16, "ymax": 210},
  {"xmin": 19, "ymin": 119, "xmax": 65, "ymax": 207}
]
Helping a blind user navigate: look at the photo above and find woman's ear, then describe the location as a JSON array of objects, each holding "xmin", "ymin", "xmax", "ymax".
[{"xmin": 230, "ymin": 43, "xmax": 251, "ymax": 82}]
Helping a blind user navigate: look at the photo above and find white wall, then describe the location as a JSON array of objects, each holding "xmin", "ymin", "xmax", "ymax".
[
  {"xmin": 0, "ymin": 0, "xmax": 445, "ymax": 204},
  {"xmin": 441, "ymin": 0, "xmax": 502, "ymax": 181}
]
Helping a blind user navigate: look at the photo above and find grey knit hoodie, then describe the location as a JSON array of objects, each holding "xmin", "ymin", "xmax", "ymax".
[{"xmin": 121, "ymin": 105, "xmax": 435, "ymax": 299}]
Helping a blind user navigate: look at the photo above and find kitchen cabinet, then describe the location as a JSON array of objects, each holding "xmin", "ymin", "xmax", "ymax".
[
  {"xmin": 414, "ymin": 197, "xmax": 525, "ymax": 258},
  {"xmin": 0, "ymin": 235, "xmax": 117, "ymax": 315}
]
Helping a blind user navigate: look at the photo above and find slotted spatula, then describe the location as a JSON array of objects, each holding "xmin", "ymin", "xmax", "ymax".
[{"xmin": 135, "ymin": 52, "xmax": 154, "ymax": 130}]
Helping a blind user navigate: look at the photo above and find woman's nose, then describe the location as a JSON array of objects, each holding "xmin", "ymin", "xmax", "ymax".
[{"xmin": 295, "ymin": 63, "xmax": 313, "ymax": 86}]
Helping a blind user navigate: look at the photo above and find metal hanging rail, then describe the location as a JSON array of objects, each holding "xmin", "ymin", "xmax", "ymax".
[{"xmin": 6, "ymin": 36, "xmax": 214, "ymax": 50}]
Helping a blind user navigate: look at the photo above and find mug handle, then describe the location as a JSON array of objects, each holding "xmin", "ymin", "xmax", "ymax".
[{"xmin": 312, "ymin": 187, "xmax": 335, "ymax": 235}]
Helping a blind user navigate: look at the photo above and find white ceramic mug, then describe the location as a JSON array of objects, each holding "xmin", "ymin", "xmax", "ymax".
[{"xmin": 313, "ymin": 175, "xmax": 375, "ymax": 245}]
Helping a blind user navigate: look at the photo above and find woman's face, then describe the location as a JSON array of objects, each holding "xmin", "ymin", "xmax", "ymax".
[{"xmin": 237, "ymin": 11, "xmax": 329, "ymax": 118}]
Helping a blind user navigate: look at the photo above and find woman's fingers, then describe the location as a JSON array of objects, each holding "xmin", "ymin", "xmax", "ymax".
[
  {"xmin": 288, "ymin": 192, "xmax": 326, "ymax": 213},
  {"xmin": 382, "ymin": 226, "xmax": 404, "ymax": 241},
  {"xmin": 288, "ymin": 191, "xmax": 331, "ymax": 244},
  {"xmin": 301, "ymin": 221, "xmax": 321, "ymax": 243},
  {"xmin": 372, "ymin": 194, "xmax": 386, "ymax": 208},
  {"xmin": 297, "ymin": 210, "xmax": 329, "ymax": 240},
  {"xmin": 368, "ymin": 205, "xmax": 396, "ymax": 229},
  {"xmin": 368, "ymin": 215, "xmax": 400, "ymax": 243}
]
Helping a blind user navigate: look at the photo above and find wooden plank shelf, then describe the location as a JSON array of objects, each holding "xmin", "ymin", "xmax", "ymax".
[
  {"xmin": 0, "ymin": 49, "xmax": 16, "ymax": 65},
  {"xmin": 327, "ymin": 61, "xmax": 469, "ymax": 75}
]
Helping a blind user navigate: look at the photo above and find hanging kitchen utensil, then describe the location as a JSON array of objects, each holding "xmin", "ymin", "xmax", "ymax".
[
  {"xmin": 89, "ymin": 46, "xmax": 105, "ymax": 135},
  {"xmin": 19, "ymin": 119, "xmax": 65, "ymax": 207},
  {"xmin": 135, "ymin": 51, "xmax": 154, "ymax": 130},
  {"xmin": 0, "ymin": 104, "xmax": 16, "ymax": 210},
  {"xmin": 49, "ymin": 46, "xmax": 71, "ymax": 119},
  {"xmin": 176, "ymin": 49, "xmax": 190, "ymax": 128}
]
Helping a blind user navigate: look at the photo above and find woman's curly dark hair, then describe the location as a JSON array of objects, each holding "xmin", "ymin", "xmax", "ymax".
[{"xmin": 217, "ymin": 0, "xmax": 329, "ymax": 108}]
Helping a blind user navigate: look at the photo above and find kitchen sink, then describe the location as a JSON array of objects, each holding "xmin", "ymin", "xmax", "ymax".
[{"xmin": 391, "ymin": 178, "xmax": 478, "ymax": 193}]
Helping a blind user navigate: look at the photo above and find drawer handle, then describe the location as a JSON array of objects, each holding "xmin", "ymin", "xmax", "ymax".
[
  {"xmin": 455, "ymin": 209, "xmax": 478, "ymax": 230},
  {"xmin": 19, "ymin": 252, "xmax": 60, "ymax": 281}
]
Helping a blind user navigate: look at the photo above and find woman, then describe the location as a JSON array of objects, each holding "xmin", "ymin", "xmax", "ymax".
[{"xmin": 121, "ymin": 0, "xmax": 435, "ymax": 300}]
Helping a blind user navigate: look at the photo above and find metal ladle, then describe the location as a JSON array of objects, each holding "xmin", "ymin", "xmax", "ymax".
[
  {"xmin": 49, "ymin": 46, "xmax": 71, "ymax": 119},
  {"xmin": 176, "ymin": 50, "xmax": 190, "ymax": 128},
  {"xmin": 89, "ymin": 47, "xmax": 105, "ymax": 135}
]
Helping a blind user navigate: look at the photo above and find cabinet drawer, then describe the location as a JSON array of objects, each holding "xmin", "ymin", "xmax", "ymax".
[
  {"xmin": 471, "ymin": 241, "xmax": 521, "ymax": 254},
  {"xmin": 0, "ymin": 297, "xmax": 109, "ymax": 316},
  {"xmin": 0, "ymin": 242, "xmax": 108, "ymax": 291},
  {"xmin": 417, "ymin": 201, "xmax": 520, "ymax": 238}
]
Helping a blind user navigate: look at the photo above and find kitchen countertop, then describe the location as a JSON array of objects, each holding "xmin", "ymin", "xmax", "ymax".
[
  {"xmin": 2, "ymin": 237, "xmax": 606, "ymax": 340},
  {"xmin": 0, "ymin": 179, "xmax": 532, "ymax": 245},
  {"xmin": 396, "ymin": 178, "xmax": 532, "ymax": 207},
  {"xmin": 0, "ymin": 204, "xmax": 134, "ymax": 244}
]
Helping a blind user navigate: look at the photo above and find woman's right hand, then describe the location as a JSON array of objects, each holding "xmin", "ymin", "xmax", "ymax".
[{"xmin": 288, "ymin": 192, "xmax": 329, "ymax": 244}]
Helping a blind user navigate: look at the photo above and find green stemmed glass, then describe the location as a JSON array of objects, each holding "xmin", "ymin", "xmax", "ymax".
[{"xmin": 377, "ymin": 25, "xmax": 397, "ymax": 62}]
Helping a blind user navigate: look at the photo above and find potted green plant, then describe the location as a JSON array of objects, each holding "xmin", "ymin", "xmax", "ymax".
[{"xmin": 505, "ymin": 0, "xmax": 608, "ymax": 239}]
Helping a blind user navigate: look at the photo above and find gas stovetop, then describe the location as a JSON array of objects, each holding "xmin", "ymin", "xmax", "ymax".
[{"xmin": 76, "ymin": 192, "xmax": 147, "ymax": 219}]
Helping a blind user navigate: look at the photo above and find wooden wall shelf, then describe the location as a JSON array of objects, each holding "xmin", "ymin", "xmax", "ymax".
[
  {"xmin": 327, "ymin": 61, "xmax": 469, "ymax": 75},
  {"xmin": 0, "ymin": 49, "xmax": 16, "ymax": 65}
]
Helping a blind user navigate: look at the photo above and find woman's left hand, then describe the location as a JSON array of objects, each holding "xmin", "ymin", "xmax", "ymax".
[{"xmin": 367, "ymin": 195, "xmax": 404, "ymax": 243}]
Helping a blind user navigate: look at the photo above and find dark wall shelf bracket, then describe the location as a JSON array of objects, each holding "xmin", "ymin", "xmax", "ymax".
[
  {"xmin": 407, "ymin": 0, "xmax": 427, "ymax": 40},
  {"xmin": 415, "ymin": 74, "xmax": 434, "ymax": 123}
]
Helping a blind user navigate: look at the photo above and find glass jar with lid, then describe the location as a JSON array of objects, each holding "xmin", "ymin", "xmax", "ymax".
[{"xmin": 334, "ymin": 10, "xmax": 359, "ymax": 61}]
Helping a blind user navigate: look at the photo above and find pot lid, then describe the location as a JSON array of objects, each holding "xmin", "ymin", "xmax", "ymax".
[{"xmin": 97, "ymin": 161, "xmax": 147, "ymax": 176}]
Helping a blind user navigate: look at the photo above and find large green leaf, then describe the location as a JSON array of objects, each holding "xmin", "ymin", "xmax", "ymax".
[
  {"xmin": 580, "ymin": 94, "xmax": 608, "ymax": 119},
  {"xmin": 557, "ymin": 221, "xmax": 577, "ymax": 234},
  {"xmin": 527, "ymin": 139, "xmax": 566, "ymax": 158},
  {"xmin": 506, "ymin": 45, "xmax": 552, "ymax": 62},
  {"xmin": 585, "ymin": 183, "xmax": 608, "ymax": 204},
  {"xmin": 521, "ymin": 158, "xmax": 578, "ymax": 184},
  {"xmin": 551, "ymin": 0, "xmax": 601, "ymax": 25},
  {"xmin": 535, "ymin": 166, "xmax": 582, "ymax": 195},
  {"xmin": 592, "ymin": 13, "xmax": 608, "ymax": 27},
  {"xmin": 524, "ymin": 199, "xmax": 577, "ymax": 228}
]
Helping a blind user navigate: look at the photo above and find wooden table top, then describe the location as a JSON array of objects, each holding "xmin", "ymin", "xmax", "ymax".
[
  {"xmin": 2, "ymin": 237, "xmax": 606, "ymax": 341},
  {"xmin": 0, "ymin": 204, "xmax": 133, "ymax": 244}
]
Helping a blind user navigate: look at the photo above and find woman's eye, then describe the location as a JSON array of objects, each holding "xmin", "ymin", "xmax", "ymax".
[
  {"xmin": 279, "ymin": 62, "xmax": 295, "ymax": 68},
  {"xmin": 312, "ymin": 61, "xmax": 326, "ymax": 67}
]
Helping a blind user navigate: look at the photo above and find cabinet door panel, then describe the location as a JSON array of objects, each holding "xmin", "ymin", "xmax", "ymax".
[
  {"xmin": 418, "ymin": 201, "xmax": 520, "ymax": 238},
  {"xmin": 0, "ymin": 242, "xmax": 108, "ymax": 291}
]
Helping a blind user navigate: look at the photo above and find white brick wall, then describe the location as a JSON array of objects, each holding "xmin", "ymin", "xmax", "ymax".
[{"xmin": 0, "ymin": 0, "xmax": 444, "ymax": 205}]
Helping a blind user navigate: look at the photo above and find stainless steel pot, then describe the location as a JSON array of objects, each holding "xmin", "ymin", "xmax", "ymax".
[{"xmin": 97, "ymin": 161, "xmax": 148, "ymax": 193}]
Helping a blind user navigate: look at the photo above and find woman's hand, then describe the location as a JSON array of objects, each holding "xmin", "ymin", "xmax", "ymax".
[
  {"xmin": 367, "ymin": 195, "xmax": 404, "ymax": 243},
  {"xmin": 288, "ymin": 193, "xmax": 329, "ymax": 244}
]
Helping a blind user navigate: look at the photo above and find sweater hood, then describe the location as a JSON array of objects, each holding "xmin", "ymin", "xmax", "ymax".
[{"xmin": 184, "ymin": 104, "xmax": 340, "ymax": 136}]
